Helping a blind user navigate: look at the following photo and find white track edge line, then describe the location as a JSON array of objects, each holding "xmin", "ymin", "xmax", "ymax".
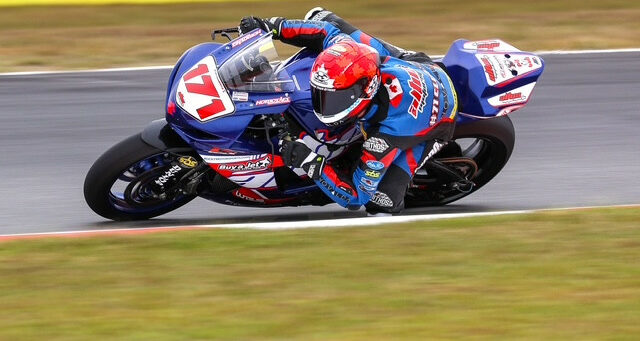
[
  {"xmin": 1, "ymin": 204, "xmax": 637, "ymax": 238},
  {"xmin": 1, "ymin": 48, "xmax": 639, "ymax": 77}
]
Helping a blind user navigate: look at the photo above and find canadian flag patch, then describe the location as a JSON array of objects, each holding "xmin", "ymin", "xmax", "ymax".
[
  {"xmin": 382, "ymin": 74, "xmax": 403, "ymax": 108},
  {"xmin": 176, "ymin": 56, "xmax": 235, "ymax": 122}
]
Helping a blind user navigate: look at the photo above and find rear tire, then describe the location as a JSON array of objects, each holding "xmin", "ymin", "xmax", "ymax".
[
  {"xmin": 84, "ymin": 133, "xmax": 196, "ymax": 221},
  {"xmin": 405, "ymin": 116, "xmax": 515, "ymax": 207}
]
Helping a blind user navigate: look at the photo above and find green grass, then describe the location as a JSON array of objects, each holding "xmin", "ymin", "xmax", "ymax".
[
  {"xmin": 0, "ymin": 0, "xmax": 640, "ymax": 72},
  {"xmin": 1, "ymin": 207, "xmax": 639, "ymax": 340}
]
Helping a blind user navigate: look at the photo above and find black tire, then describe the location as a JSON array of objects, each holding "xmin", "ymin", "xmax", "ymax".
[
  {"xmin": 84, "ymin": 133, "xmax": 196, "ymax": 221},
  {"xmin": 405, "ymin": 115, "xmax": 515, "ymax": 207}
]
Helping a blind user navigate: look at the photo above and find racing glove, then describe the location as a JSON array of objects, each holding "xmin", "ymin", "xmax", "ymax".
[
  {"xmin": 239, "ymin": 16, "xmax": 284, "ymax": 37},
  {"xmin": 280, "ymin": 139, "xmax": 326, "ymax": 180}
]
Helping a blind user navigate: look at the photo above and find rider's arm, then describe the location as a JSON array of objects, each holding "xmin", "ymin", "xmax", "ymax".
[{"xmin": 278, "ymin": 19, "xmax": 394, "ymax": 57}]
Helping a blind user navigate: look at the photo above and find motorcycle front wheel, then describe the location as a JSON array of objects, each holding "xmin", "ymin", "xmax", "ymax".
[{"xmin": 84, "ymin": 133, "xmax": 197, "ymax": 221}]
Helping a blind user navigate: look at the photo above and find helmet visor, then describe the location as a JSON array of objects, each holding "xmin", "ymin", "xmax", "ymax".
[{"xmin": 311, "ymin": 78, "xmax": 369, "ymax": 120}]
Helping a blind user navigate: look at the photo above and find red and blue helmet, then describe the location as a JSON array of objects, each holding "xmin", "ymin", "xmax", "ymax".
[{"xmin": 310, "ymin": 40, "xmax": 381, "ymax": 126}]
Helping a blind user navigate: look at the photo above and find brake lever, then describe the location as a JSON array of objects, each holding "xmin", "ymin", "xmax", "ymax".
[{"xmin": 211, "ymin": 27, "xmax": 240, "ymax": 41}]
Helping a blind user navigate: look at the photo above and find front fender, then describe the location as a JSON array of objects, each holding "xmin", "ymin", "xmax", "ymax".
[{"xmin": 141, "ymin": 119, "xmax": 193, "ymax": 152}]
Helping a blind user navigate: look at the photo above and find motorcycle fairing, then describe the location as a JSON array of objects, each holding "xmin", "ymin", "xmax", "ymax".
[{"xmin": 442, "ymin": 39, "xmax": 545, "ymax": 122}]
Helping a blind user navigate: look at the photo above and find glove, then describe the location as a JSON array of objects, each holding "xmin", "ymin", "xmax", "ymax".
[
  {"xmin": 239, "ymin": 16, "xmax": 283, "ymax": 36},
  {"xmin": 280, "ymin": 139, "xmax": 326, "ymax": 180}
]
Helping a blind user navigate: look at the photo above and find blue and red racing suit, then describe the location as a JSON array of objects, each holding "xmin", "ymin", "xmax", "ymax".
[{"xmin": 278, "ymin": 18, "xmax": 458, "ymax": 211}]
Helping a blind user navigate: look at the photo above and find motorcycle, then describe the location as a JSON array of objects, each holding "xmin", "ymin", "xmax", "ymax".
[{"xmin": 84, "ymin": 27, "xmax": 544, "ymax": 221}]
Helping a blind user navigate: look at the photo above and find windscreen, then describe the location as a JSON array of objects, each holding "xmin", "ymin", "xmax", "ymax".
[{"xmin": 218, "ymin": 34, "xmax": 294, "ymax": 93}]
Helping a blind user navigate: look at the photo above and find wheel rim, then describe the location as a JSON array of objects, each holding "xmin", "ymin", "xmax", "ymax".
[
  {"xmin": 409, "ymin": 136, "xmax": 504, "ymax": 205},
  {"xmin": 108, "ymin": 153, "xmax": 190, "ymax": 214}
]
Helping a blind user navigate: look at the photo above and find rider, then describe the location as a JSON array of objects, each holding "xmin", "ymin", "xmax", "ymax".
[{"xmin": 239, "ymin": 9, "xmax": 458, "ymax": 214}]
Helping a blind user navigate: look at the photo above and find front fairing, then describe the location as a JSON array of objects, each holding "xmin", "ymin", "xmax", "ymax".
[{"xmin": 165, "ymin": 31, "xmax": 296, "ymax": 151}]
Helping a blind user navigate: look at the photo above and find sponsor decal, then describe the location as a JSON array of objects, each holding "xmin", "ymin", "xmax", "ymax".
[
  {"xmin": 370, "ymin": 191, "xmax": 394, "ymax": 207},
  {"xmin": 358, "ymin": 184, "xmax": 376, "ymax": 194},
  {"xmin": 481, "ymin": 56, "xmax": 496, "ymax": 82},
  {"xmin": 364, "ymin": 169, "xmax": 381, "ymax": 179},
  {"xmin": 306, "ymin": 164, "xmax": 317, "ymax": 178},
  {"xmin": 365, "ymin": 74, "xmax": 380, "ymax": 97},
  {"xmin": 178, "ymin": 156, "xmax": 198, "ymax": 168},
  {"xmin": 319, "ymin": 178, "xmax": 349, "ymax": 202},
  {"xmin": 417, "ymin": 141, "xmax": 446, "ymax": 170},
  {"xmin": 232, "ymin": 91, "xmax": 249, "ymax": 102},
  {"xmin": 499, "ymin": 92, "xmax": 523, "ymax": 102},
  {"xmin": 488, "ymin": 83, "xmax": 535, "ymax": 107},
  {"xmin": 463, "ymin": 40, "xmax": 519, "ymax": 52},
  {"xmin": 337, "ymin": 185, "xmax": 354, "ymax": 196},
  {"xmin": 200, "ymin": 154, "xmax": 267, "ymax": 164},
  {"xmin": 311, "ymin": 64, "xmax": 335, "ymax": 89},
  {"xmin": 383, "ymin": 75, "xmax": 403, "ymax": 107},
  {"xmin": 427, "ymin": 74, "xmax": 441, "ymax": 126},
  {"xmin": 476, "ymin": 42, "xmax": 500, "ymax": 50},
  {"xmin": 218, "ymin": 157, "xmax": 271, "ymax": 171},
  {"xmin": 231, "ymin": 30, "xmax": 261, "ymax": 48},
  {"xmin": 255, "ymin": 96, "xmax": 291, "ymax": 106},
  {"xmin": 232, "ymin": 189, "xmax": 265, "ymax": 203},
  {"xmin": 363, "ymin": 137, "xmax": 390, "ymax": 154},
  {"xmin": 366, "ymin": 160, "xmax": 385, "ymax": 170},
  {"xmin": 514, "ymin": 56, "xmax": 534, "ymax": 68},
  {"xmin": 327, "ymin": 44, "xmax": 347, "ymax": 56},
  {"xmin": 360, "ymin": 177, "xmax": 377, "ymax": 187},
  {"xmin": 402, "ymin": 67, "xmax": 428, "ymax": 119},
  {"xmin": 208, "ymin": 148, "xmax": 237, "ymax": 155},
  {"xmin": 426, "ymin": 141, "xmax": 445, "ymax": 161},
  {"xmin": 492, "ymin": 55, "xmax": 507, "ymax": 78},
  {"xmin": 176, "ymin": 56, "xmax": 235, "ymax": 122},
  {"xmin": 154, "ymin": 165, "xmax": 182, "ymax": 186}
]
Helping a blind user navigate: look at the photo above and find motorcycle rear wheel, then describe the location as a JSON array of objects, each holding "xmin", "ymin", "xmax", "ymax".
[
  {"xmin": 405, "ymin": 115, "xmax": 515, "ymax": 207},
  {"xmin": 84, "ymin": 133, "xmax": 197, "ymax": 221}
]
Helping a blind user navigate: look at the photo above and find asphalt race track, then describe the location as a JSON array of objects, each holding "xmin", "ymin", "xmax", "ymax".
[{"xmin": 1, "ymin": 52, "xmax": 639, "ymax": 234}]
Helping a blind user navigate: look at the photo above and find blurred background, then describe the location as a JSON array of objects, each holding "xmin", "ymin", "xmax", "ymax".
[{"xmin": 1, "ymin": 0, "xmax": 640, "ymax": 72}]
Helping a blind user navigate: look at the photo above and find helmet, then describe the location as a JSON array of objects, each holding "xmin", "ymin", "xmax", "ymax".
[{"xmin": 310, "ymin": 40, "xmax": 381, "ymax": 126}]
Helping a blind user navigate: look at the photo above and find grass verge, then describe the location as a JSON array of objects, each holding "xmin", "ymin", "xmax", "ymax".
[
  {"xmin": 1, "ymin": 0, "xmax": 640, "ymax": 72},
  {"xmin": 0, "ymin": 207, "xmax": 639, "ymax": 340}
]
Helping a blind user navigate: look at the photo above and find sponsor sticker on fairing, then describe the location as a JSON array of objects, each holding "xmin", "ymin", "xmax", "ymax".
[
  {"xmin": 218, "ymin": 157, "xmax": 271, "ymax": 171},
  {"xmin": 255, "ymin": 96, "xmax": 291, "ymax": 106},
  {"xmin": 363, "ymin": 137, "xmax": 389, "ymax": 154},
  {"xmin": 232, "ymin": 91, "xmax": 249, "ymax": 102},
  {"xmin": 488, "ymin": 83, "xmax": 536, "ymax": 107},
  {"xmin": 231, "ymin": 29, "xmax": 262, "ymax": 48}
]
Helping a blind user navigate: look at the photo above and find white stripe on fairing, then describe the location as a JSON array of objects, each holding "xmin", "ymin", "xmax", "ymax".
[
  {"xmin": 2, "ymin": 48, "xmax": 639, "ymax": 77},
  {"xmin": 0, "ymin": 204, "xmax": 637, "ymax": 238}
]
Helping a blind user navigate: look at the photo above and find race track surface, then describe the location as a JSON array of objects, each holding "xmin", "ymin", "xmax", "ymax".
[{"xmin": 1, "ymin": 52, "xmax": 639, "ymax": 234}]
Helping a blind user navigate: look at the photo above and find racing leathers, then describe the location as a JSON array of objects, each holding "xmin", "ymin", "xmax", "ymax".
[{"xmin": 273, "ymin": 15, "xmax": 458, "ymax": 213}]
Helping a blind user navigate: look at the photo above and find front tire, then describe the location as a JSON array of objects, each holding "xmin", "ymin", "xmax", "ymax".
[{"xmin": 84, "ymin": 133, "xmax": 196, "ymax": 221}]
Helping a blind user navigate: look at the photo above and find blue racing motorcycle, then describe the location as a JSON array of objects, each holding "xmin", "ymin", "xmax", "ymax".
[{"xmin": 84, "ymin": 28, "xmax": 544, "ymax": 220}]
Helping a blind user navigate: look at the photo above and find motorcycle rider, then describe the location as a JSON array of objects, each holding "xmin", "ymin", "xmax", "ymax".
[{"xmin": 239, "ymin": 9, "xmax": 458, "ymax": 214}]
